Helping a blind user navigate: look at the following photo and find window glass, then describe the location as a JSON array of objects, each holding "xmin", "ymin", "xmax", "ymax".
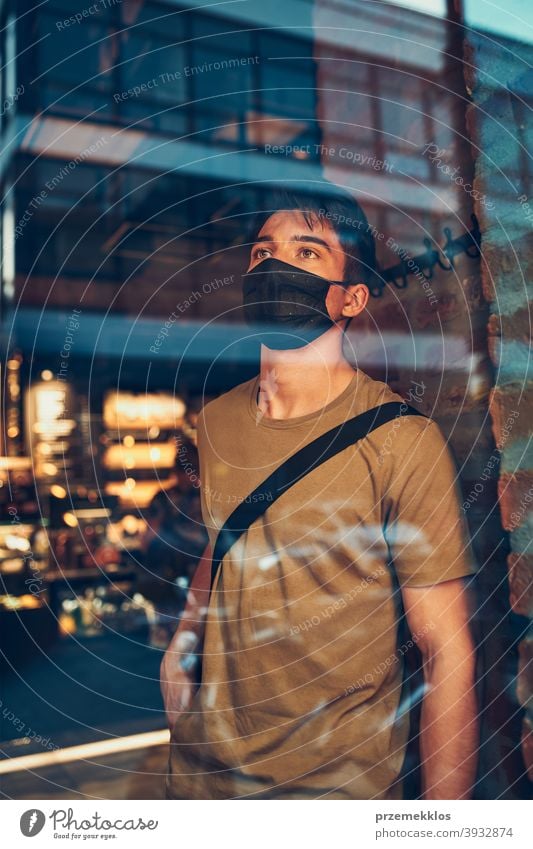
[
  {"xmin": 39, "ymin": 12, "xmax": 112, "ymax": 90},
  {"xmin": 120, "ymin": 33, "xmax": 187, "ymax": 102}
]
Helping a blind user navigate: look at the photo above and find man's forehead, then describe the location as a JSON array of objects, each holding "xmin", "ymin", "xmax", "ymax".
[{"xmin": 257, "ymin": 209, "xmax": 338, "ymax": 242}]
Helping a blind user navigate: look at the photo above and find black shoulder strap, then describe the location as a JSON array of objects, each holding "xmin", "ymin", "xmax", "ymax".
[{"xmin": 210, "ymin": 401, "xmax": 426, "ymax": 592}]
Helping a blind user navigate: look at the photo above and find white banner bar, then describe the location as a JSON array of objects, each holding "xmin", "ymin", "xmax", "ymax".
[{"xmin": 2, "ymin": 799, "xmax": 530, "ymax": 848}]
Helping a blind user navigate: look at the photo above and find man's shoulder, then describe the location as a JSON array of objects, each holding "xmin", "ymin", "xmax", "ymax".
[
  {"xmin": 356, "ymin": 371, "xmax": 439, "ymax": 445},
  {"xmin": 198, "ymin": 376, "xmax": 256, "ymax": 428},
  {"xmin": 356, "ymin": 370, "xmax": 403, "ymax": 407},
  {"xmin": 356, "ymin": 370, "xmax": 424, "ymax": 412}
]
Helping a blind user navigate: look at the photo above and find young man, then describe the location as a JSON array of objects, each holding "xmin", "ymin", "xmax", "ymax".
[{"xmin": 161, "ymin": 185, "xmax": 478, "ymax": 800}]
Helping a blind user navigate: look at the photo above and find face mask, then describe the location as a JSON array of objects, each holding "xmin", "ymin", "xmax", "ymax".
[{"xmin": 242, "ymin": 257, "xmax": 347, "ymax": 350}]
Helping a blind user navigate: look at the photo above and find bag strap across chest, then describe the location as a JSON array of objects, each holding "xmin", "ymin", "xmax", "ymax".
[{"xmin": 209, "ymin": 401, "xmax": 426, "ymax": 594}]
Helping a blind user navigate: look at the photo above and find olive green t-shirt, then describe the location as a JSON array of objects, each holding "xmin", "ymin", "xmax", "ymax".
[{"xmin": 166, "ymin": 368, "xmax": 476, "ymax": 800}]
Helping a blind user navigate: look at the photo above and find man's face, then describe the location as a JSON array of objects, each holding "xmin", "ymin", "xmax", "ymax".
[{"xmin": 246, "ymin": 209, "xmax": 361, "ymax": 322}]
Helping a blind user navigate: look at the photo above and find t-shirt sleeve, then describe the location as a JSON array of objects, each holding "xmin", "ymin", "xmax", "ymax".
[{"xmin": 383, "ymin": 418, "xmax": 477, "ymax": 588}]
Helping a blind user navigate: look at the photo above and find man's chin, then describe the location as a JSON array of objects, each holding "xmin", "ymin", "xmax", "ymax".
[
  {"xmin": 259, "ymin": 334, "xmax": 316, "ymax": 352},
  {"xmin": 256, "ymin": 323, "xmax": 341, "ymax": 353}
]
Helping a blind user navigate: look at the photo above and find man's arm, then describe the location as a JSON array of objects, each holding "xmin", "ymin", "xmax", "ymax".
[
  {"xmin": 160, "ymin": 544, "xmax": 211, "ymax": 728},
  {"xmin": 401, "ymin": 576, "xmax": 479, "ymax": 799}
]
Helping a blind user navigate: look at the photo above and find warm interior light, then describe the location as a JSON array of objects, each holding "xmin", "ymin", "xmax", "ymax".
[
  {"xmin": 103, "ymin": 442, "xmax": 175, "ymax": 469},
  {"xmin": 105, "ymin": 480, "xmax": 161, "ymax": 508},
  {"xmin": 5, "ymin": 535, "xmax": 31, "ymax": 552},
  {"xmin": 0, "ymin": 729, "xmax": 169, "ymax": 775},
  {"xmin": 122, "ymin": 514, "xmax": 139, "ymax": 535},
  {"xmin": 103, "ymin": 392, "xmax": 186, "ymax": 429},
  {"xmin": 71, "ymin": 508, "xmax": 111, "ymax": 519},
  {"xmin": 62, "ymin": 512, "xmax": 78, "ymax": 528}
]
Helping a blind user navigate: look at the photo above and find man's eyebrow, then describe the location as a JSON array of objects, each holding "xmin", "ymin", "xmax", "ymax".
[
  {"xmin": 291, "ymin": 234, "xmax": 332, "ymax": 252},
  {"xmin": 251, "ymin": 234, "xmax": 333, "ymax": 252}
]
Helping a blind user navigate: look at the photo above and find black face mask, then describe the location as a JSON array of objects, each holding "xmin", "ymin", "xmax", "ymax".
[{"xmin": 242, "ymin": 258, "xmax": 347, "ymax": 350}]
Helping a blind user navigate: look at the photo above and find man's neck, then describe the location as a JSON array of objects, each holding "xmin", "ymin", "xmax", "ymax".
[{"xmin": 257, "ymin": 334, "xmax": 357, "ymax": 421}]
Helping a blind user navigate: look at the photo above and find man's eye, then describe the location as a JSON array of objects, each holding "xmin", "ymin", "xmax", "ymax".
[
  {"xmin": 299, "ymin": 247, "xmax": 318, "ymax": 259},
  {"xmin": 253, "ymin": 247, "xmax": 271, "ymax": 259}
]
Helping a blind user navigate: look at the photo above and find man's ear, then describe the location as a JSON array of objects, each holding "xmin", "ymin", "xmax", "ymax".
[{"xmin": 341, "ymin": 283, "xmax": 369, "ymax": 319}]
